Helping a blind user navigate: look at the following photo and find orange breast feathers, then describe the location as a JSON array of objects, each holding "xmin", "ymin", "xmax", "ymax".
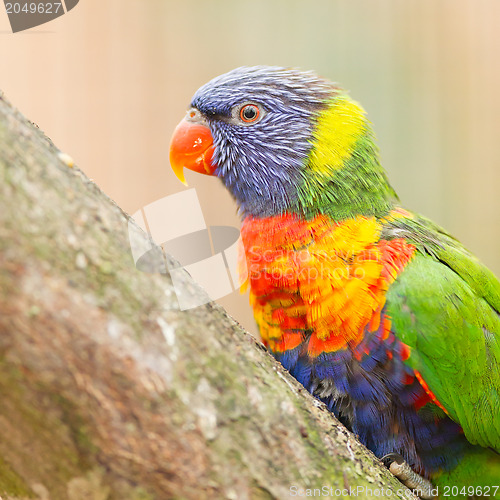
[{"xmin": 240, "ymin": 213, "xmax": 416, "ymax": 356}]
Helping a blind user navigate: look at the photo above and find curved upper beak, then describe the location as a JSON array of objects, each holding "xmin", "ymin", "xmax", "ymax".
[{"xmin": 169, "ymin": 113, "xmax": 216, "ymax": 185}]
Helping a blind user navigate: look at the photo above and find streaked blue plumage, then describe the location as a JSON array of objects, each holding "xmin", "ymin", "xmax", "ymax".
[{"xmin": 274, "ymin": 323, "xmax": 466, "ymax": 477}]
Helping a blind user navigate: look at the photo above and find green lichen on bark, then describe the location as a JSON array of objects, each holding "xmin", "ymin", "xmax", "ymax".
[{"xmin": 0, "ymin": 455, "xmax": 34, "ymax": 498}]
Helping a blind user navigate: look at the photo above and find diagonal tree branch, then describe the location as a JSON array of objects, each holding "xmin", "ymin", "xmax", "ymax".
[{"xmin": 0, "ymin": 91, "xmax": 416, "ymax": 500}]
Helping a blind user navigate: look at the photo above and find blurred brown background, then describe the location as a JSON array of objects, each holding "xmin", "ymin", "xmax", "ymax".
[{"xmin": 1, "ymin": 0, "xmax": 499, "ymax": 337}]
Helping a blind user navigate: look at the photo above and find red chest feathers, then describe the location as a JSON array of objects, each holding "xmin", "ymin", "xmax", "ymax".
[{"xmin": 240, "ymin": 213, "xmax": 415, "ymax": 356}]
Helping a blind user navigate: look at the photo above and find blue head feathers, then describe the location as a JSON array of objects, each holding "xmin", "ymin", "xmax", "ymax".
[{"xmin": 190, "ymin": 66, "xmax": 337, "ymax": 217}]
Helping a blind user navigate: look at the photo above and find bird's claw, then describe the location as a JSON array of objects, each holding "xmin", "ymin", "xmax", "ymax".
[
  {"xmin": 381, "ymin": 453, "xmax": 436, "ymax": 500},
  {"xmin": 381, "ymin": 452, "xmax": 404, "ymax": 467}
]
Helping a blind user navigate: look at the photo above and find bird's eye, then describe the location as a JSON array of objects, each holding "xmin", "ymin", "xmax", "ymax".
[{"xmin": 240, "ymin": 104, "xmax": 260, "ymax": 123}]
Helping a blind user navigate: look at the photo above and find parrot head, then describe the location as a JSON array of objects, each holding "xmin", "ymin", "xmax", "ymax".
[{"xmin": 170, "ymin": 66, "xmax": 397, "ymax": 219}]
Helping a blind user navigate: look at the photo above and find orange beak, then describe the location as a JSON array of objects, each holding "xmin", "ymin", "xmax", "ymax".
[{"xmin": 169, "ymin": 117, "xmax": 216, "ymax": 185}]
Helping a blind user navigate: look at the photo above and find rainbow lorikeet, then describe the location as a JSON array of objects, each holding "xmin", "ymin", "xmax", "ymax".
[{"xmin": 169, "ymin": 66, "xmax": 500, "ymax": 498}]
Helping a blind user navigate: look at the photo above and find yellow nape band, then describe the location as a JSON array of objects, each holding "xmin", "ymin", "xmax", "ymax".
[{"xmin": 309, "ymin": 96, "xmax": 366, "ymax": 175}]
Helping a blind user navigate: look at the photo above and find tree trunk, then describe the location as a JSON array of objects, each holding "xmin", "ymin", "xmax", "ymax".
[{"xmin": 0, "ymin": 91, "xmax": 416, "ymax": 500}]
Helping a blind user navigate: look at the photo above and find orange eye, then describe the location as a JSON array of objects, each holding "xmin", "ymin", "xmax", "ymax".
[{"xmin": 240, "ymin": 104, "xmax": 260, "ymax": 123}]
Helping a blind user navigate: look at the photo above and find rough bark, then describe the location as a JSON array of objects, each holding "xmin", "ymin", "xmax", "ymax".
[{"xmin": 0, "ymin": 91, "xmax": 417, "ymax": 500}]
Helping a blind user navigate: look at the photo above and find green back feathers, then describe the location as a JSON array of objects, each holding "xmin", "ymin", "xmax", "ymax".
[
  {"xmin": 384, "ymin": 214, "xmax": 500, "ymax": 451},
  {"xmin": 295, "ymin": 95, "xmax": 398, "ymax": 220},
  {"xmin": 434, "ymin": 445, "xmax": 500, "ymax": 496}
]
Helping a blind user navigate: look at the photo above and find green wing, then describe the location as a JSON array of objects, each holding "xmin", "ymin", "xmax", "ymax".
[{"xmin": 384, "ymin": 214, "xmax": 500, "ymax": 451}]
